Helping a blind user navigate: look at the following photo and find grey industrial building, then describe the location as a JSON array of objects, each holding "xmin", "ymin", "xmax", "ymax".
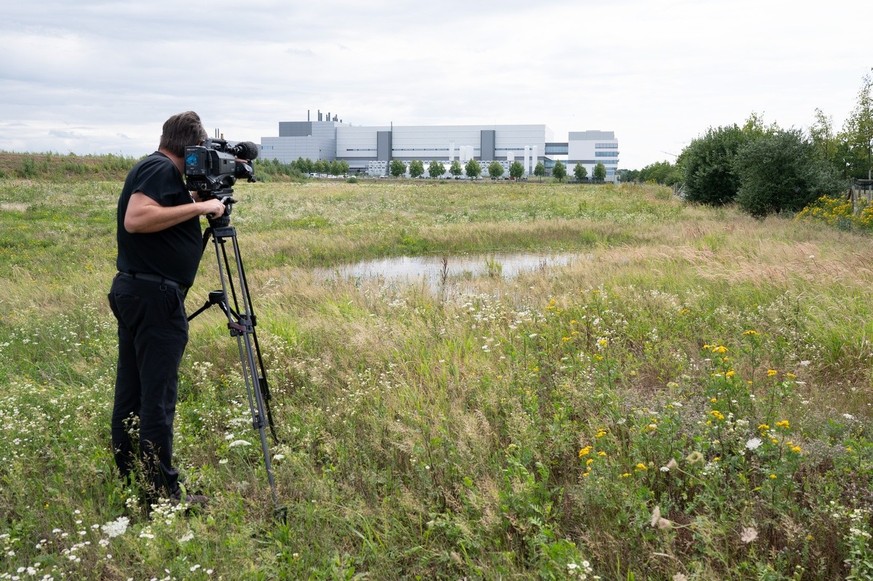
[{"xmin": 260, "ymin": 111, "xmax": 619, "ymax": 181}]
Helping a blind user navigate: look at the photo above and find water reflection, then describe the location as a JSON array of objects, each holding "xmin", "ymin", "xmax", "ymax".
[{"xmin": 317, "ymin": 252, "xmax": 587, "ymax": 286}]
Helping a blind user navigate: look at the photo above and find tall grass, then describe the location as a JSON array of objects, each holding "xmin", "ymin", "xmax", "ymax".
[{"xmin": 0, "ymin": 178, "xmax": 870, "ymax": 579}]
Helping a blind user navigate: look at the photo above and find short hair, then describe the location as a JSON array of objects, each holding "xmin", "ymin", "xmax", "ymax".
[{"xmin": 159, "ymin": 111, "xmax": 208, "ymax": 157}]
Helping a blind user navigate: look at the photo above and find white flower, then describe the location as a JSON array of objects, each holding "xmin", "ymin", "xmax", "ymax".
[
  {"xmin": 745, "ymin": 437, "xmax": 763, "ymax": 451},
  {"xmin": 100, "ymin": 517, "xmax": 129, "ymax": 539},
  {"xmin": 740, "ymin": 526, "xmax": 758, "ymax": 543},
  {"xmin": 229, "ymin": 439, "xmax": 252, "ymax": 448}
]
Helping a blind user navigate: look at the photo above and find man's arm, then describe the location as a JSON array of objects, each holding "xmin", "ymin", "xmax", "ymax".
[{"xmin": 124, "ymin": 193, "xmax": 227, "ymax": 234}]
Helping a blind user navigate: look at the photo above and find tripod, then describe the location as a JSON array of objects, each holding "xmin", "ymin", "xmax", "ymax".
[{"xmin": 188, "ymin": 199, "xmax": 283, "ymax": 514}]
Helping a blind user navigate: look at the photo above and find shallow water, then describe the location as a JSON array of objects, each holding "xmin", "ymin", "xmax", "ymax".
[{"xmin": 316, "ymin": 252, "xmax": 588, "ymax": 286}]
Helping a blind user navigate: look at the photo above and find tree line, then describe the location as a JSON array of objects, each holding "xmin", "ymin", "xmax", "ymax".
[{"xmin": 618, "ymin": 70, "xmax": 873, "ymax": 218}]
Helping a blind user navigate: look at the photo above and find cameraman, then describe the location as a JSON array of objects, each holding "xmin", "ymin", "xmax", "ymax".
[{"xmin": 108, "ymin": 111, "xmax": 225, "ymax": 506}]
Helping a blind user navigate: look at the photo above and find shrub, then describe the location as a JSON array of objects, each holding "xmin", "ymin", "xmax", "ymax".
[{"xmin": 734, "ymin": 129, "xmax": 845, "ymax": 217}]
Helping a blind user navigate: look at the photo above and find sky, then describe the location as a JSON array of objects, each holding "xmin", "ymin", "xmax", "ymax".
[{"xmin": 2, "ymin": 0, "xmax": 872, "ymax": 170}]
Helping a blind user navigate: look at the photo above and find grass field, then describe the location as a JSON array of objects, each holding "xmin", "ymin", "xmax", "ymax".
[{"xmin": 0, "ymin": 177, "xmax": 871, "ymax": 580}]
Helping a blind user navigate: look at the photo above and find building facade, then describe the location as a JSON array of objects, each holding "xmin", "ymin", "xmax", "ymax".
[{"xmin": 259, "ymin": 114, "xmax": 619, "ymax": 181}]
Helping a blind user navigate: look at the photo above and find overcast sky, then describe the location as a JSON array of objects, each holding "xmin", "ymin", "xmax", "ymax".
[{"xmin": 2, "ymin": 0, "xmax": 871, "ymax": 169}]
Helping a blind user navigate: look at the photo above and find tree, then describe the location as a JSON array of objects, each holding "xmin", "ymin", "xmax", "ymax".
[
  {"xmin": 552, "ymin": 160, "xmax": 566, "ymax": 182},
  {"xmin": 450, "ymin": 160, "xmax": 463, "ymax": 178},
  {"xmin": 679, "ymin": 124, "xmax": 749, "ymax": 205},
  {"xmin": 465, "ymin": 159, "xmax": 482, "ymax": 179},
  {"xmin": 574, "ymin": 164, "xmax": 588, "ymax": 182},
  {"xmin": 428, "ymin": 160, "xmax": 446, "ymax": 178},
  {"xmin": 509, "ymin": 160, "xmax": 525, "ymax": 180},
  {"xmin": 534, "ymin": 162, "xmax": 545, "ymax": 181},
  {"xmin": 843, "ymin": 70, "xmax": 873, "ymax": 179},
  {"xmin": 409, "ymin": 159, "xmax": 425, "ymax": 178},
  {"xmin": 809, "ymin": 108, "xmax": 840, "ymax": 172},
  {"xmin": 637, "ymin": 160, "xmax": 680, "ymax": 185},
  {"xmin": 390, "ymin": 159, "xmax": 406, "ymax": 178},
  {"xmin": 593, "ymin": 162, "xmax": 607, "ymax": 182},
  {"xmin": 488, "ymin": 161, "xmax": 504, "ymax": 179},
  {"xmin": 734, "ymin": 129, "xmax": 844, "ymax": 218}
]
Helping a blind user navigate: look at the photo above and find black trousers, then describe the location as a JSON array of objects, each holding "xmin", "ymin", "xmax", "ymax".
[{"xmin": 108, "ymin": 274, "xmax": 188, "ymax": 498}]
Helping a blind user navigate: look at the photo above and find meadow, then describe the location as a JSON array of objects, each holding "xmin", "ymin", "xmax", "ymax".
[{"xmin": 0, "ymin": 176, "xmax": 871, "ymax": 580}]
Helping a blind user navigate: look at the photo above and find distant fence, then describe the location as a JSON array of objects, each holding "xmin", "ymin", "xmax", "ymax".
[{"xmin": 849, "ymin": 179, "xmax": 873, "ymax": 212}]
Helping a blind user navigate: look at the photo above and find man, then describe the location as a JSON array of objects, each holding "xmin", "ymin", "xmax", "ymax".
[{"xmin": 108, "ymin": 111, "xmax": 226, "ymax": 505}]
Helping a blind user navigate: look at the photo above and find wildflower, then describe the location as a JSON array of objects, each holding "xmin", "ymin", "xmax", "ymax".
[
  {"xmin": 229, "ymin": 439, "xmax": 252, "ymax": 448},
  {"xmin": 743, "ymin": 329, "xmax": 759, "ymax": 336},
  {"xmin": 709, "ymin": 410, "xmax": 725, "ymax": 421},
  {"xmin": 597, "ymin": 451, "xmax": 607, "ymax": 457},
  {"xmin": 758, "ymin": 423, "xmax": 770, "ymax": 433},
  {"xmin": 712, "ymin": 345, "xmax": 728, "ymax": 354},
  {"xmin": 769, "ymin": 474, "xmax": 778, "ymax": 480},
  {"xmin": 620, "ymin": 472, "xmax": 631, "ymax": 478},
  {"xmin": 740, "ymin": 527, "xmax": 758, "ymax": 543},
  {"xmin": 635, "ymin": 463, "xmax": 648, "ymax": 471},
  {"xmin": 686, "ymin": 451, "xmax": 704, "ymax": 464},
  {"xmin": 767, "ymin": 369, "xmax": 778, "ymax": 377},
  {"xmin": 578, "ymin": 445, "xmax": 593, "ymax": 458},
  {"xmin": 597, "ymin": 337, "xmax": 609, "ymax": 348},
  {"xmin": 745, "ymin": 437, "xmax": 763, "ymax": 451},
  {"xmin": 725, "ymin": 370, "xmax": 736, "ymax": 378},
  {"xmin": 100, "ymin": 517, "xmax": 129, "ymax": 539},
  {"xmin": 775, "ymin": 420, "xmax": 790, "ymax": 430},
  {"xmin": 595, "ymin": 429, "xmax": 607, "ymax": 438}
]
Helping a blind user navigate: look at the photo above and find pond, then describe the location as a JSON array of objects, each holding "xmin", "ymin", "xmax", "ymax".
[{"xmin": 316, "ymin": 252, "xmax": 590, "ymax": 287}]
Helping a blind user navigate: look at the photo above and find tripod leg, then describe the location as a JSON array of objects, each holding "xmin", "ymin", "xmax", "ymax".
[{"xmin": 209, "ymin": 225, "xmax": 282, "ymax": 510}]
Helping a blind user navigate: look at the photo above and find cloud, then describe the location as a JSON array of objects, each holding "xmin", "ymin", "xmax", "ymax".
[{"xmin": 2, "ymin": 0, "xmax": 872, "ymax": 167}]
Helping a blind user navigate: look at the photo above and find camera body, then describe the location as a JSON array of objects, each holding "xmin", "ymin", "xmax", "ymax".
[{"xmin": 184, "ymin": 139, "xmax": 258, "ymax": 195}]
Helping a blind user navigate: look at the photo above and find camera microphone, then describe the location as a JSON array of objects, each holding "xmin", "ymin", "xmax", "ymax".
[{"xmin": 231, "ymin": 141, "xmax": 259, "ymax": 160}]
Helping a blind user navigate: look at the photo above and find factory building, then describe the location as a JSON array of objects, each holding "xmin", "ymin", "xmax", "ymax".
[{"xmin": 260, "ymin": 111, "xmax": 619, "ymax": 181}]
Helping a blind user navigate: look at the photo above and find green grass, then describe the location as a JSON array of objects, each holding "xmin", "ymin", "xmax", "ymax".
[{"xmin": 0, "ymin": 177, "xmax": 871, "ymax": 580}]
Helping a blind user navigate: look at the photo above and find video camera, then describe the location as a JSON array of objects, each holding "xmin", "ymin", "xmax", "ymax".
[{"xmin": 184, "ymin": 139, "xmax": 259, "ymax": 195}]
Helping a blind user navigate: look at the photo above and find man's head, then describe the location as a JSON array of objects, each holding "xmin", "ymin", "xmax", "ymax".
[{"xmin": 159, "ymin": 111, "xmax": 208, "ymax": 158}]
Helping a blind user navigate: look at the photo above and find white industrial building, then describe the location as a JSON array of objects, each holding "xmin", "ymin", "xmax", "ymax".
[{"xmin": 259, "ymin": 111, "xmax": 619, "ymax": 181}]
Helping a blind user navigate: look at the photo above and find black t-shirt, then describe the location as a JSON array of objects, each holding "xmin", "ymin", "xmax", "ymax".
[{"xmin": 115, "ymin": 152, "xmax": 203, "ymax": 287}]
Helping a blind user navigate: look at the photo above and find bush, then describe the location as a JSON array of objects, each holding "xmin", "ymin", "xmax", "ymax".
[
  {"xmin": 734, "ymin": 129, "xmax": 845, "ymax": 218},
  {"xmin": 681, "ymin": 125, "xmax": 749, "ymax": 206}
]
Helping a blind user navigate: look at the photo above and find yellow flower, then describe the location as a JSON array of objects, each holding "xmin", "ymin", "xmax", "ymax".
[
  {"xmin": 635, "ymin": 463, "xmax": 648, "ymax": 471},
  {"xmin": 769, "ymin": 474, "xmax": 777, "ymax": 480},
  {"xmin": 597, "ymin": 337, "xmax": 609, "ymax": 348},
  {"xmin": 743, "ymin": 329, "xmax": 759, "ymax": 336},
  {"xmin": 710, "ymin": 410, "xmax": 725, "ymax": 421},
  {"xmin": 775, "ymin": 420, "xmax": 790, "ymax": 430},
  {"xmin": 586, "ymin": 458, "xmax": 594, "ymax": 466},
  {"xmin": 712, "ymin": 345, "xmax": 728, "ymax": 354},
  {"xmin": 791, "ymin": 445, "xmax": 802, "ymax": 454},
  {"xmin": 578, "ymin": 446, "xmax": 593, "ymax": 458},
  {"xmin": 597, "ymin": 451, "xmax": 607, "ymax": 457},
  {"xmin": 725, "ymin": 370, "xmax": 736, "ymax": 378},
  {"xmin": 620, "ymin": 472, "xmax": 631, "ymax": 479},
  {"xmin": 758, "ymin": 423, "xmax": 770, "ymax": 433},
  {"xmin": 767, "ymin": 369, "xmax": 778, "ymax": 377},
  {"xmin": 710, "ymin": 397, "xmax": 718, "ymax": 403},
  {"xmin": 595, "ymin": 429, "xmax": 607, "ymax": 438}
]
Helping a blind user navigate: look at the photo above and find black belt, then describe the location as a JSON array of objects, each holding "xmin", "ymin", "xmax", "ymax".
[{"xmin": 117, "ymin": 271, "xmax": 187, "ymax": 292}]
